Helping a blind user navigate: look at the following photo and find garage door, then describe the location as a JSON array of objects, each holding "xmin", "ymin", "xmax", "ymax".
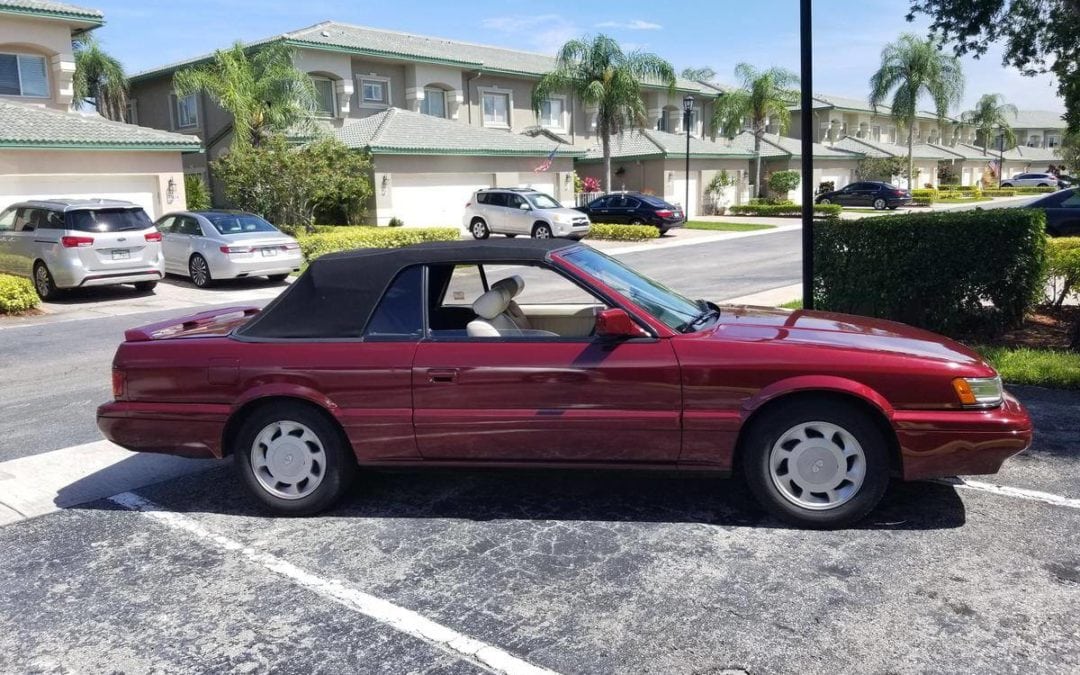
[
  {"xmin": 517, "ymin": 175, "xmax": 558, "ymax": 202},
  {"xmin": 670, "ymin": 176, "xmax": 700, "ymax": 218},
  {"xmin": 0, "ymin": 175, "xmax": 160, "ymax": 218},
  {"xmin": 389, "ymin": 173, "xmax": 493, "ymax": 227}
]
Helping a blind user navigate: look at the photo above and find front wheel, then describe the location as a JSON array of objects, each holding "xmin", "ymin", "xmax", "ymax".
[
  {"xmin": 470, "ymin": 219, "xmax": 490, "ymax": 240},
  {"xmin": 267, "ymin": 274, "xmax": 289, "ymax": 283},
  {"xmin": 1001, "ymin": 183, "xmax": 1013, "ymax": 188},
  {"xmin": 873, "ymin": 198, "xmax": 887, "ymax": 210},
  {"xmin": 532, "ymin": 223, "xmax": 553, "ymax": 239},
  {"xmin": 741, "ymin": 399, "xmax": 890, "ymax": 528},
  {"xmin": 234, "ymin": 402, "xmax": 357, "ymax": 515},
  {"xmin": 817, "ymin": 198, "xmax": 831, "ymax": 205}
]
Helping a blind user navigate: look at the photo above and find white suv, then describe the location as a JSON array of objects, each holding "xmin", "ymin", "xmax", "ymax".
[
  {"xmin": 464, "ymin": 188, "xmax": 590, "ymax": 240},
  {"xmin": 1000, "ymin": 173, "xmax": 1059, "ymax": 188}
]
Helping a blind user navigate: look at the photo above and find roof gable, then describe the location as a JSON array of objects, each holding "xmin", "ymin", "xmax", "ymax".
[{"xmin": 0, "ymin": 0, "xmax": 102, "ymax": 26}]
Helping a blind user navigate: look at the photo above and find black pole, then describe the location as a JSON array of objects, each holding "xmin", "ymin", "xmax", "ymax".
[
  {"xmin": 800, "ymin": 0, "xmax": 814, "ymax": 309},
  {"xmin": 685, "ymin": 109, "xmax": 691, "ymax": 218}
]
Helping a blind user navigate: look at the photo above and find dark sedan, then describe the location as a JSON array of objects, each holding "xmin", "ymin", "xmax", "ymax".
[
  {"xmin": 576, "ymin": 193, "xmax": 686, "ymax": 234},
  {"xmin": 1026, "ymin": 187, "xmax": 1080, "ymax": 237},
  {"xmin": 816, "ymin": 181, "xmax": 912, "ymax": 210}
]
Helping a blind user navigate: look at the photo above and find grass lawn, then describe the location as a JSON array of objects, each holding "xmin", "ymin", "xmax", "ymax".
[
  {"xmin": 937, "ymin": 197, "xmax": 993, "ymax": 204},
  {"xmin": 975, "ymin": 345, "xmax": 1080, "ymax": 389},
  {"xmin": 779, "ymin": 299, "xmax": 804, "ymax": 309},
  {"xmin": 683, "ymin": 221, "xmax": 774, "ymax": 232}
]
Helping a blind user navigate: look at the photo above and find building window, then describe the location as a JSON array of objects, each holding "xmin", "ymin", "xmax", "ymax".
[
  {"xmin": 539, "ymin": 97, "xmax": 565, "ymax": 130},
  {"xmin": 1048, "ymin": 135, "xmax": 1059, "ymax": 148},
  {"xmin": 124, "ymin": 99, "xmax": 138, "ymax": 125},
  {"xmin": 871, "ymin": 125, "xmax": 881, "ymax": 141},
  {"xmin": 173, "ymin": 93, "xmax": 198, "ymax": 129},
  {"xmin": 359, "ymin": 76, "xmax": 389, "ymax": 107},
  {"xmin": 421, "ymin": 87, "xmax": 446, "ymax": 118},
  {"xmin": 0, "ymin": 53, "xmax": 49, "ymax": 97},
  {"xmin": 312, "ymin": 77, "xmax": 336, "ymax": 117},
  {"xmin": 482, "ymin": 91, "xmax": 510, "ymax": 127},
  {"xmin": 656, "ymin": 115, "xmax": 667, "ymax": 132}
]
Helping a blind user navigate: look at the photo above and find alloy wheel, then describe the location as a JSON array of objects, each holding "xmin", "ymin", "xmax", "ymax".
[
  {"xmin": 34, "ymin": 264, "xmax": 51, "ymax": 298},
  {"xmin": 873, "ymin": 198, "xmax": 886, "ymax": 210},
  {"xmin": 768, "ymin": 420, "xmax": 867, "ymax": 511},
  {"xmin": 190, "ymin": 256, "xmax": 210, "ymax": 287},
  {"xmin": 533, "ymin": 225, "xmax": 552, "ymax": 239},
  {"xmin": 471, "ymin": 220, "xmax": 489, "ymax": 240},
  {"xmin": 250, "ymin": 420, "xmax": 327, "ymax": 500}
]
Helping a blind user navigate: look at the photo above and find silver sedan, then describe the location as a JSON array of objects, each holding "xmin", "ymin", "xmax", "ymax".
[{"xmin": 155, "ymin": 211, "xmax": 302, "ymax": 287}]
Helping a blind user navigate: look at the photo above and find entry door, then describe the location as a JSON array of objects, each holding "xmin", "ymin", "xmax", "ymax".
[{"xmin": 412, "ymin": 339, "xmax": 682, "ymax": 462}]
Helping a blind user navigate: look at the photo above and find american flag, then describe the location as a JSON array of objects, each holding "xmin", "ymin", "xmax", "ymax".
[{"xmin": 534, "ymin": 145, "xmax": 559, "ymax": 173}]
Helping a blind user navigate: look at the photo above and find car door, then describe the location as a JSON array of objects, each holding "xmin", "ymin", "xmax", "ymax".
[
  {"xmin": 832, "ymin": 184, "xmax": 858, "ymax": 206},
  {"xmin": 586, "ymin": 195, "xmax": 612, "ymax": 222},
  {"xmin": 411, "ymin": 261, "xmax": 683, "ymax": 463},
  {"xmin": 604, "ymin": 195, "xmax": 630, "ymax": 223},
  {"xmin": 484, "ymin": 192, "xmax": 510, "ymax": 234},
  {"xmin": 504, "ymin": 193, "xmax": 533, "ymax": 235},
  {"xmin": 1046, "ymin": 190, "xmax": 1080, "ymax": 237},
  {"xmin": 155, "ymin": 216, "xmax": 181, "ymax": 274},
  {"xmin": 165, "ymin": 216, "xmax": 199, "ymax": 274},
  {"xmin": 8, "ymin": 207, "xmax": 41, "ymax": 278},
  {"xmin": 0, "ymin": 207, "xmax": 17, "ymax": 275}
]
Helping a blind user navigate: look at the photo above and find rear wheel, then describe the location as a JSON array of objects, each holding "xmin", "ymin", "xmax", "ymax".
[
  {"xmin": 267, "ymin": 274, "xmax": 289, "ymax": 282},
  {"xmin": 532, "ymin": 223, "xmax": 553, "ymax": 239},
  {"xmin": 470, "ymin": 218, "xmax": 490, "ymax": 240},
  {"xmin": 629, "ymin": 218, "xmax": 644, "ymax": 225},
  {"xmin": 189, "ymin": 254, "xmax": 212, "ymax": 288},
  {"xmin": 33, "ymin": 261, "xmax": 60, "ymax": 301},
  {"xmin": 234, "ymin": 402, "xmax": 357, "ymax": 515},
  {"xmin": 741, "ymin": 399, "xmax": 890, "ymax": 528},
  {"xmin": 133, "ymin": 281, "xmax": 157, "ymax": 293},
  {"xmin": 1001, "ymin": 182, "xmax": 1013, "ymax": 188},
  {"xmin": 1038, "ymin": 183, "xmax": 1050, "ymax": 187},
  {"xmin": 873, "ymin": 198, "xmax": 887, "ymax": 210}
]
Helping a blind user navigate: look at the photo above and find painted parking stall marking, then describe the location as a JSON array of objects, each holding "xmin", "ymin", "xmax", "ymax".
[
  {"xmin": 108, "ymin": 491, "xmax": 560, "ymax": 675},
  {"xmin": 938, "ymin": 477, "xmax": 1080, "ymax": 510}
]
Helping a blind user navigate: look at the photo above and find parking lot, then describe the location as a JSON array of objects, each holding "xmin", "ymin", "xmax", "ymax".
[{"xmin": 1, "ymin": 228, "xmax": 1078, "ymax": 674}]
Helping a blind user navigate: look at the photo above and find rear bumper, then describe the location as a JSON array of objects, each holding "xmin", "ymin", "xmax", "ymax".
[
  {"xmin": 209, "ymin": 252, "xmax": 303, "ymax": 280},
  {"xmin": 895, "ymin": 392, "xmax": 1033, "ymax": 480},
  {"xmin": 97, "ymin": 401, "xmax": 229, "ymax": 459},
  {"xmin": 78, "ymin": 270, "xmax": 163, "ymax": 287}
]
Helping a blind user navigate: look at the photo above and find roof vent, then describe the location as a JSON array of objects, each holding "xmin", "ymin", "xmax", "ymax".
[{"xmin": 321, "ymin": 30, "xmax": 330, "ymax": 37}]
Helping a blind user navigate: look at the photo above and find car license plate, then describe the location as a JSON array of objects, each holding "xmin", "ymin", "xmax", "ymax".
[
  {"xmin": 111, "ymin": 249, "xmax": 129, "ymax": 260},
  {"xmin": 261, "ymin": 247, "xmax": 277, "ymax": 257}
]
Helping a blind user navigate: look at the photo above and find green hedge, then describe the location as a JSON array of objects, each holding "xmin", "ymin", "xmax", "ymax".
[
  {"xmin": 1003, "ymin": 185, "xmax": 1057, "ymax": 194},
  {"xmin": 586, "ymin": 224, "xmax": 660, "ymax": 241},
  {"xmin": 0, "ymin": 274, "xmax": 38, "ymax": 314},
  {"xmin": 982, "ymin": 189, "xmax": 1018, "ymax": 197},
  {"xmin": 297, "ymin": 226, "xmax": 460, "ymax": 260},
  {"xmin": 1048, "ymin": 237, "xmax": 1080, "ymax": 306},
  {"xmin": 814, "ymin": 209, "xmax": 1048, "ymax": 336},
  {"xmin": 730, "ymin": 203, "xmax": 841, "ymax": 217}
]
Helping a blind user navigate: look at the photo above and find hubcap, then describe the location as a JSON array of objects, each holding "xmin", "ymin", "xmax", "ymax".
[
  {"xmin": 769, "ymin": 421, "xmax": 866, "ymax": 511},
  {"xmin": 250, "ymin": 420, "xmax": 326, "ymax": 500},
  {"xmin": 535, "ymin": 227, "xmax": 551, "ymax": 239},
  {"xmin": 875, "ymin": 199, "xmax": 885, "ymax": 209},
  {"xmin": 34, "ymin": 266, "xmax": 49, "ymax": 296},
  {"xmin": 472, "ymin": 222, "xmax": 485, "ymax": 238},
  {"xmin": 191, "ymin": 257, "xmax": 209, "ymax": 285}
]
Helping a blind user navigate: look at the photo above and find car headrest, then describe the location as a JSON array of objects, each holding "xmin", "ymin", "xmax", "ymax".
[
  {"xmin": 472, "ymin": 286, "xmax": 511, "ymax": 320},
  {"xmin": 491, "ymin": 274, "xmax": 524, "ymax": 298}
]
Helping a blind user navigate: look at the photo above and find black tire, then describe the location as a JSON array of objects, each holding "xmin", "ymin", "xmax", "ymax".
[
  {"xmin": 133, "ymin": 281, "xmax": 157, "ymax": 292},
  {"xmin": 629, "ymin": 218, "xmax": 644, "ymax": 225},
  {"xmin": 873, "ymin": 198, "xmax": 887, "ymax": 210},
  {"xmin": 888, "ymin": 205, "xmax": 898, "ymax": 210},
  {"xmin": 532, "ymin": 223, "xmax": 553, "ymax": 239},
  {"xmin": 1038, "ymin": 183, "xmax": 1049, "ymax": 187},
  {"xmin": 33, "ymin": 261, "xmax": 61, "ymax": 301},
  {"xmin": 267, "ymin": 274, "xmax": 289, "ymax": 282},
  {"xmin": 234, "ymin": 402, "xmax": 357, "ymax": 515},
  {"xmin": 741, "ymin": 399, "xmax": 891, "ymax": 529},
  {"xmin": 505, "ymin": 234, "xmax": 518, "ymax": 238},
  {"xmin": 470, "ymin": 218, "xmax": 490, "ymax": 240},
  {"xmin": 1001, "ymin": 182, "xmax": 1013, "ymax": 188},
  {"xmin": 189, "ymin": 254, "xmax": 213, "ymax": 288},
  {"xmin": 818, "ymin": 198, "xmax": 831, "ymax": 205}
]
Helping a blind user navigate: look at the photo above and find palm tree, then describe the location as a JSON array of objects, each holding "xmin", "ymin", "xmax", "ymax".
[
  {"xmin": 710, "ymin": 64, "xmax": 799, "ymax": 198},
  {"xmin": 174, "ymin": 42, "xmax": 317, "ymax": 148},
  {"xmin": 681, "ymin": 66, "xmax": 717, "ymax": 82},
  {"xmin": 533, "ymin": 35, "xmax": 675, "ymax": 192},
  {"xmin": 869, "ymin": 34, "xmax": 964, "ymax": 189},
  {"xmin": 962, "ymin": 93, "xmax": 1019, "ymax": 154},
  {"xmin": 72, "ymin": 35, "xmax": 128, "ymax": 121}
]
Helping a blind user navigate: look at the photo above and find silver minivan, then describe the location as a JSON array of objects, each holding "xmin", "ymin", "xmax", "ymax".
[{"xmin": 0, "ymin": 199, "xmax": 164, "ymax": 300}]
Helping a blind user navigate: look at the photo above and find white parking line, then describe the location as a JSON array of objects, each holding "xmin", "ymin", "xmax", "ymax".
[
  {"xmin": 939, "ymin": 477, "xmax": 1080, "ymax": 510},
  {"xmin": 109, "ymin": 491, "xmax": 560, "ymax": 675}
]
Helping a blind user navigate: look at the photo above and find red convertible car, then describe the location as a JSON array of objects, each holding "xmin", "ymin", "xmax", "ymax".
[{"xmin": 98, "ymin": 239, "xmax": 1032, "ymax": 527}]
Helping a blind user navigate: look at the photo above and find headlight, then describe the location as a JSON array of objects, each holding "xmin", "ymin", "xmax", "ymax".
[
  {"xmin": 553, "ymin": 214, "xmax": 573, "ymax": 224},
  {"xmin": 952, "ymin": 376, "xmax": 1003, "ymax": 408}
]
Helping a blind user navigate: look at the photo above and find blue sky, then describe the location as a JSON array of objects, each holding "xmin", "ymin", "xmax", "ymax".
[{"xmin": 91, "ymin": 0, "xmax": 1064, "ymax": 113}]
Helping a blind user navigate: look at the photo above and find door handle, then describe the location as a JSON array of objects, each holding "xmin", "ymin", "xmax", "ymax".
[{"xmin": 427, "ymin": 368, "xmax": 458, "ymax": 383}]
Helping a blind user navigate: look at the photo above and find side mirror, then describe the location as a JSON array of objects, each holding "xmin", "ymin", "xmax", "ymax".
[
  {"xmin": 595, "ymin": 308, "xmax": 648, "ymax": 339},
  {"xmin": 518, "ymin": 202, "xmax": 531, "ymax": 211}
]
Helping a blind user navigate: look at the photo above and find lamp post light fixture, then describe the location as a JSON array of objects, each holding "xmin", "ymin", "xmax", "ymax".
[
  {"xmin": 683, "ymin": 95, "xmax": 695, "ymax": 220},
  {"xmin": 995, "ymin": 124, "xmax": 1006, "ymax": 189}
]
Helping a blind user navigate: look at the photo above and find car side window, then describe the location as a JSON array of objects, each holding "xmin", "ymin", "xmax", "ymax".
[
  {"xmin": 442, "ymin": 264, "xmax": 485, "ymax": 307},
  {"xmin": 624, "ymin": 198, "xmax": 641, "ymax": 209},
  {"xmin": 177, "ymin": 217, "xmax": 201, "ymax": 236},
  {"xmin": 39, "ymin": 211, "xmax": 64, "ymax": 229},
  {"xmin": 17, "ymin": 208, "xmax": 43, "ymax": 232},
  {"xmin": 589, "ymin": 196, "xmax": 609, "ymax": 208},
  {"xmin": 365, "ymin": 265, "xmax": 424, "ymax": 339},
  {"xmin": 156, "ymin": 216, "xmax": 175, "ymax": 233},
  {"xmin": 506, "ymin": 194, "xmax": 525, "ymax": 209},
  {"xmin": 1061, "ymin": 192, "xmax": 1080, "ymax": 208},
  {"xmin": 486, "ymin": 193, "xmax": 507, "ymax": 207},
  {"xmin": 0, "ymin": 208, "xmax": 15, "ymax": 232}
]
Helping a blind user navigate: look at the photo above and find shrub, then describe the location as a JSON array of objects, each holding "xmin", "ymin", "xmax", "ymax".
[
  {"xmin": 586, "ymin": 224, "xmax": 660, "ymax": 241},
  {"xmin": 582, "ymin": 176, "xmax": 601, "ymax": 193},
  {"xmin": 730, "ymin": 203, "xmax": 841, "ymax": 217},
  {"xmin": 388, "ymin": 217, "xmax": 405, "ymax": 228},
  {"xmin": 1007, "ymin": 186, "xmax": 1057, "ymax": 194},
  {"xmin": 983, "ymin": 189, "xmax": 1018, "ymax": 197},
  {"xmin": 856, "ymin": 157, "xmax": 906, "ymax": 182},
  {"xmin": 814, "ymin": 209, "xmax": 1048, "ymax": 336},
  {"xmin": 911, "ymin": 189, "xmax": 938, "ymax": 203},
  {"xmin": 817, "ymin": 181, "xmax": 835, "ymax": 195},
  {"xmin": 297, "ymin": 226, "xmax": 459, "ymax": 260},
  {"xmin": 768, "ymin": 170, "xmax": 802, "ymax": 196},
  {"xmin": 184, "ymin": 173, "xmax": 211, "ymax": 210},
  {"xmin": 0, "ymin": 274, "xmax": 38, "ymax": 314},
  {"xmin": 1048, "ymin": 237, "xmax": 1080, "ymax": 307}
]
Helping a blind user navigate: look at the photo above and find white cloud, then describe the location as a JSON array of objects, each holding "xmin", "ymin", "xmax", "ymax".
[
  {"xmin": 596, "ymin": 19, "xmax": 662, "ymax": 31},
  {"xmin": 479, "ymin": 14, "xmax": 582, "ymax": 54},
  {"xmin": 480, "ymin": 14, "xmax": 563, "ymax": 33}
]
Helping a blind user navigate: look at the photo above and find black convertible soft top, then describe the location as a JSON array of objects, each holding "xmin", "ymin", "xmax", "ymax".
[{"xmin": 237, "ymin": 238, "xmax": 579, "ymax": 339}]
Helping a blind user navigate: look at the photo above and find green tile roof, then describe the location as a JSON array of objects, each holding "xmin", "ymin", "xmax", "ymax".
[
  {"xmin": 831, "ymin": 136, "xmax": 953, "ymax": 160},
  {"xmin": 333, "ymin": 107, "xmax": 585, "ymax": 156},
  {"xmin": 0, "ymin": 0, "xmax": 103, "ymax": 23},
  {"xmin": 798, "ymin": 93, "xmax": 957, "ymax": 123},
  {"xmin": 0, "ymin": 100, "xmax": 202, "ymax": 151},
  {"xmin": 1010, "ymin": 110, "xmax": 1066, "ymax": 129},
  {"xmin": 752, "ymin": 132, "xmax": 864, "ymax": 159},
  {"xmin": 131, "ymin": 21, "xmax": 710, "ymax": 93},
  {"xmin": 581, "ymin": 128, "xmax": 758, "ymax": 161}
]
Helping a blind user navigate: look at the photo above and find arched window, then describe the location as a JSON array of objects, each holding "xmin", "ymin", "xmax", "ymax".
[
  {"xmin": 310, "ymin": 75, "xmax": 336, "ymax": 117},
  {"xmin": 421, "ymin": 86, "xmax": 447, "ymax": 118}
]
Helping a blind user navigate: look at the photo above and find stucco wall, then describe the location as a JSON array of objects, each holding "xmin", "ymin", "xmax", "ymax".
[{"xmin": 0, "ymin": 14, "xmax": 76, "ymax": 109}]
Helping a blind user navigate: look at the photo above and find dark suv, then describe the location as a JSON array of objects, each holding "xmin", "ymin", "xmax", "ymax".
[
  {"xmin": 575, "ymin": 193, "xmax": 686, "ymax": 233},
  {"xmin": 815, "ymin": 182, "xmax": 912, "ymax": 210}
]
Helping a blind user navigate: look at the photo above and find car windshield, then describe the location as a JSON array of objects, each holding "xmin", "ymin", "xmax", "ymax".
[
  {"xmin": 526, "ymin": 193, "xmax": 562, "ymax": 209},
  {"xmin": 561, "ymin": 247, "xmax": 705, "ymax": 332},
  {"xmin": 64, "ymin": 208, "xmax": 153, "ymax": 232},
  {"xmin": 204, "ymin": 213, "xmax": 279, "ymax": 235}
]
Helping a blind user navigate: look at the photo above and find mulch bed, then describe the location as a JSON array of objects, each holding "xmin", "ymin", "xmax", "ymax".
[{"xmin": 997, "ymin": 305, "xmax": 1080, "ymax": 350}]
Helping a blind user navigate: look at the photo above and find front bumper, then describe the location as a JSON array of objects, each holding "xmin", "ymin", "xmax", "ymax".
[
  {"xmin": 97, "ymin": 401, "xmax": 229, "ymax": 459},
  {"xmin": 894, "ymin": 391, "xmax": 1033, "ymax": 480}
]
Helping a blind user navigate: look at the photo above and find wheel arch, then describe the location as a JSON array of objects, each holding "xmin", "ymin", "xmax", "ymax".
[
  {"xmin": 532, "ymin": 220, "xmax": 552, "ymax": 233},
  {"xmin": 735, "ymin": 379, "xmax": 903, "ymax": 476},
  {"xmin": 222, "ymin": 390, "xmax": 344, "ymax": 458}
]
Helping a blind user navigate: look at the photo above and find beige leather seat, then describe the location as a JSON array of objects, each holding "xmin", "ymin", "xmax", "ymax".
[
  {"xmin": 490, "ymin": 275, "xmax": 532, "ymax": 329},
  {"xmin": 467, "ymin": 275, "xmax": 556, "ymax": 338}
]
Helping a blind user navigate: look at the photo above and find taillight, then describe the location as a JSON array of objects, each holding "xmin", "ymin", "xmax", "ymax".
[
  {"xmin": 283, "ymin": 242, "xmax": 300, "ymax": 250},
  {"xmin": 655, "ymin": 209, "xmax": 673, "ymax": 218},
  {"xmin": 61, "ymin": 235, "xmax": 94, "ymax": 248},
  {"xmin": 112, "ymin": 370, "xmax": 126, "ymax": 400},
  {"xmin": 892, "ymin": 190, "xmax": 904, "ymax": 196},
  {"xmin": 144, "ymin": 232, "xmax": 162, "ymax": 243},
  {"xmin": 220, "ymin": 245, "xmax": 254, "ymax": 254},
  {"xmin": 465, "ymin": 201, "xmax": 472, "ymax": 207}
]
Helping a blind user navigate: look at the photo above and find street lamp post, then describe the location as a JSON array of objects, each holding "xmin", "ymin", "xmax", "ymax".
[
  {"xmin": 683, "ymin": 95, "xmax": 695, "ymax": 220},
  {"xmin": 996, "ymin": 126, "xmax": 1005, "ymax": 189},
  {"xmin": 799, "ymin": 0, "xmax": 814, "ymax": 310}
]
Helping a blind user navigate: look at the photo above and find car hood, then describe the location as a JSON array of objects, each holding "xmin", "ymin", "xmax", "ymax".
[
  {"xmin": 543, "ymin": 208, "xmax": 590, "ymax": 219},
  {"xmin": 700, "ymin": 305, "xmax": 988, "ymax": 367}
]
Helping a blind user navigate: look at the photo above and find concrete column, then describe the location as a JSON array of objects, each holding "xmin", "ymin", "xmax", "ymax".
[
  {"xmin": 335, "ymin": 79, "xmax": 354, "ymax": 117},
  {"xmin": 51, "ymin": 54, "xmax": 75, "ymax": 107}
]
